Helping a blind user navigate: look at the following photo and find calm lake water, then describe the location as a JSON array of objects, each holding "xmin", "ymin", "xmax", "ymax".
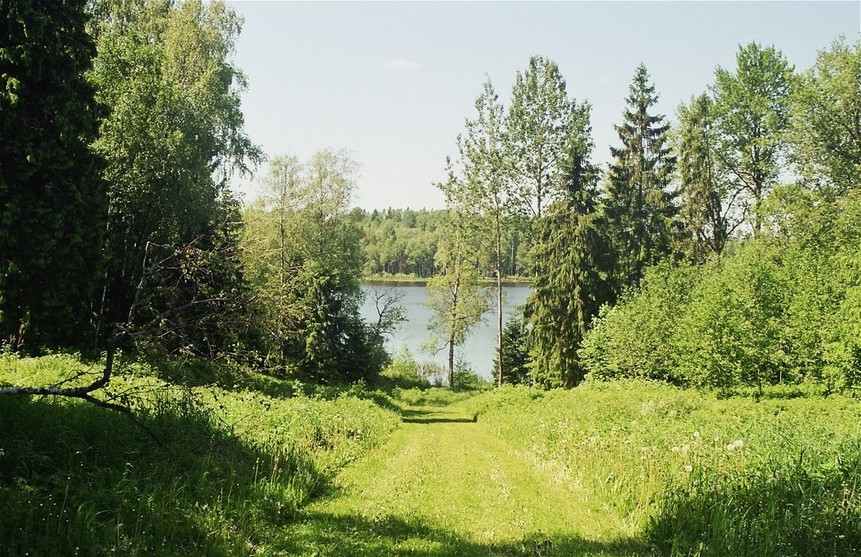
[{"xmin": 360, "ymin": 282, "xmax": 531, "ymax": 381}]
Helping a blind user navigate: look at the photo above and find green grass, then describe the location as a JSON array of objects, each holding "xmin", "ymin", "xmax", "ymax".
[
  {"xmin": 4, "ymin": 355, "xmax": 861, "ymax": 556},
  {"xmin": 0, "ymin": 353, "xmax": 399, "ymax": 556},
  {"xmin": 462, "ymin": 381, "xmax": 861, "ymax": 556}
]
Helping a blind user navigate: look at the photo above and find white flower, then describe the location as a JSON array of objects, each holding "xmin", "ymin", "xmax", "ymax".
[
  {"xmin": 693, "ymin": 431, "xmax": 701, "ymax": 438},
  {"xmin": 684, "ymin": 465, "xmax": 693, "ymax": 473}
]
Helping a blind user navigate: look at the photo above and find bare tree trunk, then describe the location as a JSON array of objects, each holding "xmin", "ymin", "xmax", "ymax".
[{"xmin": 496, "ymin": 215, "xmax": 504, "ymax": 388}]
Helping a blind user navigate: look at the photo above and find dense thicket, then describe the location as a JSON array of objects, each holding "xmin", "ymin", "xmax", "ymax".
[
  {"xmin": 241, "ymin": 151, "xmax": 389, "ymax": 382},
  {"xmin": 581, "ymin": 40, "xmax": 861, "ymax": 391}
]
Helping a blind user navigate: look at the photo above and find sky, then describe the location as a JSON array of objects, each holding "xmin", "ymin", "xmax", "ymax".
[{"xmin": 225, "ymin": 1, "xmax": 860, "ymax": 211}]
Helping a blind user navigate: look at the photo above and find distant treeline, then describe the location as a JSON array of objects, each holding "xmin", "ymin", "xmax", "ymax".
[{"xmin": 350, "ymin": 208, "xmax": 531, "ymax": 279}]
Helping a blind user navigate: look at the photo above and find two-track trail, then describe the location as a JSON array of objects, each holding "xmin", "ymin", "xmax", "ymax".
[{"xmin": 273, "ymin": 401, "xmax": 652, "ymax": 556}]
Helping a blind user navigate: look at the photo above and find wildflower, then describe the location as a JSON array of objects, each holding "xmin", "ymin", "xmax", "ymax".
[
  {"xmin": 684, "ymin": 465, "xmax": 693, "ymax": 473},
  {"xmin": 767, "ymin": 476, "xmax": 777, "ymax": 485},
  {"xmin": 681, "ymin": 444, "xmax": 689, "ymax": 454},
  {"xmin": 693, "ymin": 431, "xmax": 701, "ymax": 438},
  {"xmin": 671, "ymin": 446, "xmax": 680, "ymax": 452}
]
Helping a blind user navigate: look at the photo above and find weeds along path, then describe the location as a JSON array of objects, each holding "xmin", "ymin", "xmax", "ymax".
[{"xmin": 274, "ymin": 399, "xmax": 650, "ymax": 556}]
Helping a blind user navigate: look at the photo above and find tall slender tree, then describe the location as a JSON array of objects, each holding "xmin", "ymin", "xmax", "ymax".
[
  {"xmin": 425, "ymin": 200, "xmax": 489, "ymax": 387},
  {"xmin": 0, "ymin": 0, "xmax": 106, "ymax": 349},
  {"xmin": 603, "ymin": 64, "xmax": 678, "ymax": 291},
  {"xmin": 507, "ymin": 55, "xmax": 575, "ymax": 220},
  {"xmin": 446, "ymin": 78, "xmax": 513, "ymax": 387}
]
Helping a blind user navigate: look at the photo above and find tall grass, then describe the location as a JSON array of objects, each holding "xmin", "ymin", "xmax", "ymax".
[
  {"xmin": 463, "ymin": 381, "xmax": 861, "ymax": 556},
  {"xmin": 0, "ymin": 353, "xmax": 399, "ymax": 556}
]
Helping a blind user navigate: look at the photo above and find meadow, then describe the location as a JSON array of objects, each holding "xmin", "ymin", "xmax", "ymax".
[
  {"xmin": 2, "ymin": 355, "xmax": 861, "ymax": 556},
  {"xmin": 463, "ymin": 383, "xmax": 861, "ymax": 556}
]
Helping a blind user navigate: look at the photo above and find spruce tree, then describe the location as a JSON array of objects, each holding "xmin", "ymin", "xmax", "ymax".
[
  {"xmin": 0, "ymin": 0, "xmax": 106, "ymax": 349},
  {"xmin": 527, "ymin": 113, "xmax": 611, "ymax": 387},
  {"xmin": 603, "ymin": 64, "xmax": 678, "ymax": 291}
]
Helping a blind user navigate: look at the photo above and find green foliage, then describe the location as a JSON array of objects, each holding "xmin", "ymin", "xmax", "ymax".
[
  {"xmin": 789, "ymin": 37, "xmax": 861, "ymax": 196},
  {"xmin": 603, "ymin": 64, "xmax": 679, "ymax": 290},
  {"xmin": 0, "ymin": 354, "xmax": 399, "ymax": 555},
  {"xmin": 674, "ymin": 94, "xmax": 733, "ymax": 260},
  {"xmin": 90, "ymin": 0, "xmax": 260, "ymax": 358},
  {"xmin": 241, "ymin": 151, "xmax": 385, "ymax": 382},
  {"xmin": 493, "ymin": 317, "xmax": 532, "ymax": 385},
  {"xmin": 425, "ymin": 211, "xmax": 490, "ymax": 387},
  {"xmin": 583, "ymin": 187, "xmax": 861, "ymax": 392},
  {"xmin": 527, "ymin": 125, "xmax": 611, "ymax": 387},
  {"xmin": 710, "ymin": 42, "xmax": 796, "ymax": 233},
  {"xmin": 0, "ymin": 0, "xmax": 106, "ymax": 350},
  {"xmin": 463, "ymin": 382, "xmax": 861, "ymax": 557},
  {"xmin": 674, "ymin": 242, "xmax": 789, "ymax": 390},
  {"xmin": 580, "ymin": 261, "xmax": 702, "ymax": 384}
]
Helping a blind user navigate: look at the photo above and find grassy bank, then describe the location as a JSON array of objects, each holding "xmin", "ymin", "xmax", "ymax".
[
  {"xmin": 462, "ymin": 382, "xmax": 861, "ymax": 556},
  {"xmin": 0, "ymin": 353, "xmax": 400, "ymax": 556}
]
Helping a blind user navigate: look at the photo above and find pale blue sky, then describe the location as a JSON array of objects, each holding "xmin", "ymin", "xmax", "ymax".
[{"xmin": 226, "ymin": 1, "xmax": 860, "ymax": 210}]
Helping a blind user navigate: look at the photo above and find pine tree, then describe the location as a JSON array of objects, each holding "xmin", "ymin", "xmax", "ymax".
[
  {"xmin": 0, "ymin": 0, "xmax": 106, "ymax": 349},
  {"xmin": 527, "ymin": 114, "xmax": 611, "ymax": 387},
  {"xmin": 603, "ymin": 64, "xmax": 678, "ymax": 291}
]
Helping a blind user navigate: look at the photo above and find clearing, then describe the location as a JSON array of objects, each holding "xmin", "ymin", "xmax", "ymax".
[{"xmin": 273, "ymin": 398, "xmax": 652, "ymax": 556}]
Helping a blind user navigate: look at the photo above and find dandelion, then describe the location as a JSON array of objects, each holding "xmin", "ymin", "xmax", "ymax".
[
  {"xmin": 767, "ymin": 476, "xmax": 777, "ymax": 485},
  {"xmin": 681, "ymin": 444, "xmax": 689, "ymax": 454},
  {"xmin": 671, "ymin": 446, "xmax": 680, "ymax": 452},
  {"xmin": 726, "ymin": 439, "xmax": 744, "ymax": 451},
  {"xmin": 693, "ymin": 431, "xmax": 701, "ymax": 438},
  {"xmin": 684, "ymin": 465, "xmax": 693, "ymax": 473}
]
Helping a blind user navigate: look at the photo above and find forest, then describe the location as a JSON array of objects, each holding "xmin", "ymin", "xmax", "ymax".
[{"xmin": 2, "ymin": 0, "xmax": 861, "ymax": 555}]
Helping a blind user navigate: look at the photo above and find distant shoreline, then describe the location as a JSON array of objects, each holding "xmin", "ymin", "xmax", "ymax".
[{"xmin": 362, "ymin": 275, "xmax": 533, "ymax": 288}]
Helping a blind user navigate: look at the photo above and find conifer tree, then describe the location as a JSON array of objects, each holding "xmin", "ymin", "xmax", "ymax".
[
  {"xmin": 527, "ymin": 114, "xmax": 610, "ymax": 387},
  {"xmin": 603, "ymin": 64, "xmax": 678, "ymax": 291},
  {"xmin": 0, "ymin": 0, "xmax": 106, "ymax": 349}
]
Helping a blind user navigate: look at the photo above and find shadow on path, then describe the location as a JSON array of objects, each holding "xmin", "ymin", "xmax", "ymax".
[{"xmin": 277, "ymin": 510, "xmax": 653, "ymax": 557}]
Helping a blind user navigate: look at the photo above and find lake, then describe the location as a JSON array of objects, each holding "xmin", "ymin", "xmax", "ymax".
[{"xmin": 360, "ymin": 282, "xmax": 531, "ymax": 381}]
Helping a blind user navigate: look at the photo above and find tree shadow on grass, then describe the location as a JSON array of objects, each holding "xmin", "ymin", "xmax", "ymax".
[
  {"xmin": 0, "ymin": 393, "xmax": 324, "ymax": 556},
  {"xmin": 275, "ymin": 510, "xmax": 654, "ymax": 557},
  {"xmin": 401, "ymin": 408, "xmax": 477, "ymax": 424}
]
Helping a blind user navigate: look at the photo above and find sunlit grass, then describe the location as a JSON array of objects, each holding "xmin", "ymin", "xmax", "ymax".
[{"xmin": 462, "ymin": 381, "xmax": 861, "ymax": 556}]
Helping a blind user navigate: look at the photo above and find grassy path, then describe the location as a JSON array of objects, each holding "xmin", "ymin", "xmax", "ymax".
[{"xmin": 273, "ymin": 401, "xmax": 651, "ymax": 556}]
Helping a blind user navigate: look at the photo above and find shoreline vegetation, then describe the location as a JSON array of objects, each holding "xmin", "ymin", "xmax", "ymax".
[{"xmin": 363, "ymin": 274, "xmax": 534, "ymax": 287}]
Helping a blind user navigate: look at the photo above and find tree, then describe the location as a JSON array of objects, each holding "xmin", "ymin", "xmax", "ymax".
[
  {"xmin": 444, "ymin": 78, "xmax": 513, "ymax": 387},
  {"xmin": 527, "ymin": 122, "xmax": 611, "ymax": 387},
  {"xmin": 0, "ymin": 0, "xmax": 106, "ymax": 350},
  {"xmin": 90, "ymin": 0, "xmax": 260, "ymax": 354},
  {"xmin": 711, "ymin": 43, "xmax": 795, "ymax": 233},
  {"xmin": 242, "ymin": 150, "xmax": 381, "ymax": 381},
  {"xmin": 789, "ymin": 38, "xmax": 861, "ymax": 197},
  {"xmin": 603, "ymin": 64, "xmax": 678, "ymax": 290},
  {"xmin": 675, "ymin": 93, "xmax": 738, "ymax": 261},
  {"xmin": 507, "ymin": 55, "xmax": 576, "ymax": 220},
  {"xmin": 426, "ymin": 208, "xmax": 489, "ymax": 388},
  {"xmin": 493, "ymin": 317, "xmax": 532, "ymax": 386}
]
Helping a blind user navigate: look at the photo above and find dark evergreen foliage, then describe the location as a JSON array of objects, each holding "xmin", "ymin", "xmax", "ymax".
[
  {"xmin": 0, "ymin": 0, "xmax": 107, "ymax": 350},
  {"xmin": 603, "ymin": 64, "xmax": 679, "ymax": 291},
  {"xmin": 527, "ymin": 129, "xmax": 612, "ymax": 387}
]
